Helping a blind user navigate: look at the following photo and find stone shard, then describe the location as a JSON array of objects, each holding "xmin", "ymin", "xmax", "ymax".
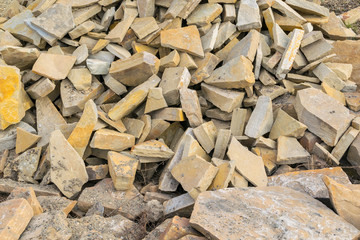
[
  {"xmin": 225, "ymin": 29, "xmax": 260, "ymax": 63},
  {"xmin": 331, "ymin": 127, "xmax": 359, "ymax": 162},
  {"xmin": 67, "ymin": 68, "xmax": 92, "ymax": 91},
  {"xmin": 0, "ymin": 178, "xmax": 60, "ymax": 196},
  {"xmin": 236, "ymin": 0, "xmax": 262, "ymax": 31},
  {"xmin": 0, "ymin": 198, "xmax": 34, "ymax": 240},
  {"xmin": 269, "ymin": 109, "xmax": 307, "ymax": 139},
  {"xmin": 193, "ymin": 121, "xmax": 218, "ymax": 153},
  {"xmin": 268, "ymin": 167, "xmax": 351, "ymax": 198},
  {"xmin": 49, "ymin": 130, "xmax": 88, "ymax": 198},
  {"xmin": 132, "ymin": 140, "xmax": 174, "ymax": 159},
  {"xmin": 179, "ymin": 88, "xmax": 203, "ymax": 128},
  {"xmin": 285, "ymin": 0, "xmax": 329, "ymax": 17},
  {"xmin": 245, "ymin": 96, "xmax": 273, "ymax": 139},
  {"xmin": 295, "ymin": 88, "xmax": 354, "ymax": 146},
  {"xmin": 227, "ymin": 137, "xmax": 268, "ymax": 187},
  {"xmin": 67, "ymin": 100, "xmax": 98, "ymax": 158},
  {"xmin": 161, "ymin": 26, "xmax": 204, "ymax": 58},
  {"xmin": 186, "ymin": 3, "xmax": 223, "ymax": 27},
  {"xmin": 189, "ymin": 187, "xmax": 359, "ymax": 239},
  {"xmin": 131, "ymin": 17, "xmax": 159, "ymax": 39},
  {"xmin": 8, "ymin": 187, "xmax": 43, "ymax": 216},
  {"xmin": 312, "ymin": 63, "xmax": 346, "ymax": 91},
  {"xmin": 0, "ymin": 46, "xmax": 40, "ymax": 71},
  {"xmin": 15, "ymin": 127, "xmax": 41, "ymax": 154},
  {"xmin": 145, "ymin": 87, "xmax": 168, "ymax": 114},
  {"xmin": 204, "ymin": 56, "xmax": 255, "ymax": 89},
  {"xmin": 323, "ymin": 176, "xmax": 360, "ymax": 230},
  {"xmin": 90, "ymin": 129, "xmax": 135, "ymax": 151},
  {"xmin": 277, "ymin": 136, "xmax": 310, "ymax": 164},
  {"xmin": 37, "ymin": 195, "xmax": 76, "ymax": 215},
  {"xmin": 171, "ymin": 155, "xmax": 218, "ymax": 199}
]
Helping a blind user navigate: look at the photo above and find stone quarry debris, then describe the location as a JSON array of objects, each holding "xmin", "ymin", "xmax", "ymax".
[{"xmin": 1, "ymin": 0, "xmax": 360, "ymax": 238}]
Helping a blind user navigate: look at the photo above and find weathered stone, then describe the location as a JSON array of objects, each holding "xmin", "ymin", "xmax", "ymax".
[
  {"xmin": 1, "ymin": 46, "xmax": 39, "ymax": 71},
  {"xmin": 108, "ymin": 75, "xmax": 161, "ymax": 120},
  {"xmin": 321, "ymin": 82, "xmax": 346, "ymax": 105},
  {"xmin": 213, "ymin": 21, "xmax": 236, "ymax": 50},
  {"xmin": 244, "ymin": 96, "xmax": 273, "ymax": 139},
  {"xmin": 15, "ymin": 127, "xmax": 41, "ymax": 154},
  {"xmin": 205, "ymin": 109, "xmax": 232, "ymax": 121},
  {"xmin": 122, "ymin": 118, "xmax": 145, "ymax": 138},
  {"xmin": 189, "ymin": 186, "xmax": 359, "ymax": 239},
  {"xmin": 26, "ymin": 77, "xmax": 55, "ymax": 100},
  {"xmin": 180, "ymin": 88, "xmax": 203, "ymax": 128},
  {"xmin": 67, "ymin": 100, "xmax": 97, "ymax": 157},
  {"xmin": 77, "ymin": 178, "xmax": 145, "ymax": 219},
  {"xmin": 151, "ymin": 108, "xmax": 185, "ymax": 122},
  {"xmin": 201, "ymin": 83, "xmax": 245, "ymax": 113},
  {"xmin": 252, "ymin": 147, "xmax": 277, "ymax": 174},
  {"xmin": 72, "ymin": 44, "xmax": 89, "ymax": 65},
  {"xmin": 295, "ymin": 88, "xmax": 354, "ymax": 146},
  {"xmin": 145, "ymin": 88, "xmax": 168, "ymax": 114},
  {"xmin": 208, "ymin": 161, "xmax": 235, "ymax": 190},
  {"xmin": 86, "ymin": 58, "xmax": 110, "ymax": 75},
  {"xmin": 277, "ymin": 136, "xmax": 310, "ymax": 164},
  {"xmin": 236, "ymin": 0, "xmax": 262, "ymax": 31},
  {"xmin": 259, "ymin": 69, "xmax": 277, "ymax": 86},
  {"xmin": 67, "ymin": 68, "xmax": 92, "ymax": 91},
  {"xmin": 37, "ymin": 195, "xmax": 76, "ymax": 215},
  {"xmin": 201, "ymin": 23, "xmax": 219, "ymax": 52},
  {"xmin": 160, "ymin": 67, "xmax": 191, "ymax": 106},
  {"xmin": 171, "ymin": 155, "xmax": 218, "ymax": 199},
  {"xmin": 272, "ymin": 0, "xmax": 306, "ymax": 24},
  {"xmin": 86, "ymin": 164, "xmax": 109, "ymax": 181},
  {"xmin": 105, "ymin": 6, "xmax": 137, "ymax": 43},
  {"xmin": 182, "ymin": 134, "xmax": 210, "ymax": 162},
  {"xmin": 137, "ymin": 0, "xmax": 155, "ymax": 17},
  {"xmin": 230, "ymin": 108, "xmax": 247, "ymax": 136},
  {"xmin": 0, "ymin": 30, "xmax": 22, "ymax": 47},
  {"xmin": 268, "ymin": 167, "xmax": 351, "ymax": 198},
  {"xmin": 270, "ymin": 109, "xmax": 307, "ymax": 139},
  {"xmin": 49, "ymin": 130, "xmax": 88, "ymax": 198},
  {"xmin": 159, "ymin": 50, "xmax": 180, "ymax": 71},
  {"xmin": 69, "ymin": 21, "xmax": 95, "ymax": 39},
  {"xmin": 312, "ymin": 142, "xmax": 339, "ymax": 165},
  {"xmin": 318, "ymin": 12, "xmax": 356, "ymax": 40},
  {"xmin": 32, "ymin": 53, "xmax": 76, "ymax": 81},
  {"xmin": 285, "ymin": 0, "xmax": 329, "ymax": 17},
  {"xmin": 160, "ymin": 216, "xmax": 199, "ymax": 240},
  {"xmin": 204, "ymin": 56, "xmax": 255, "ymax": 89},
  {"xmin": 331, "ymin": 127, "xmax": 359, "ymax": 162},
  {"xmin": 31, "ymin": 4, "xmax": 75, "ymax": 39},
  {"xmin": 272, "ymin": 23, "xmax": 290, "ymax": 52},
  {"xmin": 187, "ymin": 3, "xmax": 222, "ymax": 27},
  {"xmin": 146, "ymin": 119, "xmax": 170, "ymax": 140},
  {"xmin": 312, "ymin": 63, "xmax": 346, "ymax": 91},
  {"xmin": 348, "ymin": 134, "xmax": 360, "ymax": 175},
  {"xmin": 191, "ymin": 53, "xmax": 219, "ymax": 85},
  {"xmin": 0, "ymin": 198, "xmax": 33, "ymax": 240},
  {"xmin": 301, "ymin": 39, "xmax": 333, "ymax": 63},
  {"xmin": 161, "ymin": 26, "xmax": 204, "ymax": 57},
  {"xmin": 132, "ymin": 140, "xmax": 174, "ymax": 159},
  {"xmin": 8, "ymin": 187, "xmax": 43, "ymax": 216},
  {"xmin": 227, "ymin": 137, "xmax": 268, "ymax": 187},
  {"xmin": 225, "ymin": 29, "xmax": 260, "ymax": 63},
  {"xmin": 193, "ymin": 121, "xmax": 218, "ymax": 153},
  {"xmin": 90, "ymin": 129, "xmax": 135, "ymax": 151},
  {"xmin": 163, "ymin": 193, "xmax": 195, "ymax": 218},
  {"xmin": 0, "ymin": 178, "xmax": 60, "ymax": 196},
  {"xmin": 73, "ymin": 4, "xmax": 102, "ymax": 26},
  {"xmin": 254, "ymin": 82, "xmax": 287, "ymax": 100},
  {"xmin": 323, "ymin": 176, "xmax": 360, "ymax": 230},
  {"xmin": 179, "ymin": 53, "xmax": 198, "ymax": 70},
  {"xmin": 103, "ymin": 74, "xmax": 127, "ymax": 96},
  {"xmin": 131, "ymin": 17, "xmax": 159, "ymax": 39},
  {"xmin": 352, "ymin": 117, "xmax": 360, "ymax": 130},
  {"xmin": 276, "ymin": 29, "xmax": 304, "ymax": 79},
  {"xmin": 107, "ymin": 151, "xmax": 138, "ymax": 191}
]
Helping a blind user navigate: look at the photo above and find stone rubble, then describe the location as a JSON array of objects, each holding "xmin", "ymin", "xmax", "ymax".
[{"xmin": 1, "ymin": 0, "xmax": 360, "ymax": 239}]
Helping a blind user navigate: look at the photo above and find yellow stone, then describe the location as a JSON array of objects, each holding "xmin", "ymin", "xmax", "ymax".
[
  {"xmin": 321, "ymin": 82, "xmax": 346, "ymax": 106},
  {"xmin": 0, "ymin": 66, "xmax": 26, "ymax": 130},
  {"xmin": 252, "ymin": 147, "xmax": 277, "ymax": 174},
  {"xmin": 91, "ymin": 39, "xmax": 110, "ymax": 54},
  {"xmin": 269, "ymin": 109, "xmax": 307, "ymax": 140},
  {"xmin": 131, "ymin": 140, "xmax": 174, "ymax": 159},
  {"xmin": 108, "ymin": 151, "xmax": 139, "ymax": 190},
  {"xmin": 208, "ymin": 161, "xmax": 235, "ymax": 190},
  {"xmin": 132, "ymin": 41, "xmax": 158, "ymax": 55},
  {"xmin": 67, "ymin": 100, "xmax": 98, "ymax": 157},
  {"xmin": 15, "ymin": 127, "xmax": 41, "ymax": 154},
  {"xmin": 90, "ymin": 129, "xmax": 135, "ymax": 151},
  {"xmin": 8, "ymin": 187, "xmax": 43, "ymax": 216}
]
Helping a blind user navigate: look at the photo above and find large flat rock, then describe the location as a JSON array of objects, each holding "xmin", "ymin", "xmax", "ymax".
[{"xmin": 190, "ymin": 187, "xmax": 360, "ymax": 239}]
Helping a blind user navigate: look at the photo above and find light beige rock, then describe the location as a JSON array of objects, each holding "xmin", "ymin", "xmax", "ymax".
[
  {"xmin": 295, "ymin": 88, "xmax": 355, "ymax": 146},
  {"xmin": 227, "ymin": 137, "xmax": 268, "ymax": 187},
  {"xmin": 72, "ymin": 44, "xmax": 89, "ymax": 65},
  {"xmin": 131, "ymin": 17, "xmax": 159, "ymax": 39},
  {"xmin": 193, "ymin": 121, "xmax": 218, "ymax": 153},
  {"xmin": 15, "ymin": 127, "xmax": 41, "ymax": 154},
  {"xmin": 285, "ymin": 0, "xmax": 329, "ymax": 17},
  {"xmin": 277, "ymin": 136, "xmax": 311, "ymax": 164},
  {"xmin": 67, "ymin": 68, "xmax": 92, "ymax": 91},
  {"xmin": 109, "ymin": 51, "xmax": 159, "ymax": 87},
  {"xmin": 171, "ymin": 155, "xmax": 218, "ymax": 199},
  {"xmin": 312, "ymin": 63, "xmax": 346, "ymax": 91},
  {"xmin": 145, "ymin": 87, "xmax": 168, "ymax": 114},
  {"xmin": 151, "ymin": 108, "xmax": 186, "ymax": 122},
  {"xmin": 236, "ymin": 0, "xmax": 262, "ymax": 31},
  {"xmin": 225, "ymin": 29, "xmax": 260, "ymax": 63},
  {"xmin": 49, "ymin": 130, "xmax": 88, "ymax": 198},
  {"xmin": 178, "ymin": 53, "xmax": 198, "ymax": 70},
  {"xmin": 26, "ymin": 77, "xmax": 55, "ymax": 100},
  {"xmin": 123, "ymin": 117, "xmax": 145, "ymax": 138},
  {"xmin": 69, "ymin": 21, "xmax": 95, "ymax": 39},
  {"xmin": 245, "ymin": 96, "xmax": 273, "ymax": 139},
  {"xmin": 0, "ymin": 30, "xmax": 22, "ymax": 47},
  {"xmin": 182, "ymin": 134, "xmax": 210, "ymax": 162},
  {"xmin": 270, "ymin": 109, "xmax": 307, "ymax": 139},
  {"xmin": 331, "ymin": 127, "xmax": 359, "ymax": 162},
  {"xmin": 252, "ymin": 147, "xmax": 277, "ymax": 174},
  {"xmin": 321, "ymin": 82, "xmax": 346, "ymax": 105},
  {"xmin": 146, "ymin": 119, "xmax": 170, "ymax": 140},
  {"xmin": 159, "ymin": 50, "xmax": 180, "ymax": 71},
  {"xmin": 230, "ymin": 108, "xmax": 247, "ymax": 136},
  {"xmin": 230, "ymin": 171, "xmax": 249, "ymax": 188},
  {"xmin": 107, "ymin": 151, "xmax": 138, "ymax": 191},
  {"xmin": 0, "ymin": 198, "xmax": 33, "ymax": 240},
  {"xmin": 180, "ymin": 88, "xmax": 203, "ymax": 128},
  {"xmin": 108, "ymin": 75, "xmax": 161, "ymax": 121},
  {"xmin": 272, "ymin": 0, "xmax": 306, "ymax": 24},
  {"xmin": 201, "ymin": 83, "xmax": 245, "ymax": 113},
  {"xmin": 0, "ymin": 46, "xmax": 40, "ymax": 71},
  {"xmin": 187, "ymin": 3, "xmax": 223, "ymax": 27},
  {"xmin": 32, "ymin": 53, "xmax": 76, "ymax": 81},
  {"xmin": 161, "ymin": 25, "xmax": 204, "ymax": 58},
  {"xmin": 7, "ymin": 187, "xmax": 43, "ymax": 216},
  {"xmin": 67, "ymin": 100, "xmax": 98, "ymax": 158},
  {"xmin": 73, "ymin": 4, "xmax": 102, "ymax": 26},
  {"xmin": 104, "ymin": 74, "xmax": 127, "ymax": 96},
  {"xmin": 90, "ymin": 129, "xmax": 135, "ymax": 151},
  {"xmin": 325, "ymin": 63, "xmax": 353, "ymax": 83},
  {"xmin": 132, "ymin": 140, "xmax": 174, "ymax": 159},
  {"xmin": 191, "ymin": 53, "xmax": 220, "ymax": 85},
  {"xmin": 208, "ymin": 161, "xmax": 235, "ymax": 190},
  {"xmin": 160, "ymin": 67, "xmax": 191, "ymax": 106},
  {"xmin": 301, "ymin": 38, "xmax": 333, "ymax": 62},
  {"xmin": 201, "ymin": 22, "xmax": 219, "ymax": 52},
  {"xmin": 213, "ymin": 129, "xmax": 231, "ymax": 159},
  {"xmin": 105, "ymin": 6, "xmax": 137, "ymax": 42},
  {"xmin": 313, "ymin": 142, "xmax": 339, "ymax": 165}
]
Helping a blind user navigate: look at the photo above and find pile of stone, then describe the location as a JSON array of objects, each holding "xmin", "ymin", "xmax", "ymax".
[{"xmin": 2, "ymin": 0, "xmax": 360, "ymax": 239}]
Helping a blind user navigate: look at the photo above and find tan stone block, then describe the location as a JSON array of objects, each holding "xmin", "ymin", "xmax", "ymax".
[
  {"xmin": 15, "ymin": 127, "xmax": 41, "ymax": 154},
  {"xmin": 208, "ymin": 161, "xmax": 235, "ymax": 190},
  {"xmin": 179, "ymin": 88, "xmax": 203, "ymax": 128},
  {"xmin": 236, "ymin": 0, "xmax": 262, "ymax": 31},
  {"xmin": 160, "ymin": 216, "xmax": 199, "ymax": 240},
  {"xmin": 213, "ymin": 129, "xmax": 231, "ymax": 159},
  {"xmin": 106, "ymin": 7, "xmax": 138, "ymax": 42},
  {"xmin": 171, "ymin": 155, "xmax": 218, "ymax": 199},
  {"xmin": 90, "ymin": 129, "xmax": 135, "ymax": 151},
  {"xmin": 352, "ymin": 117, "xmax": 360, "ymax": 130},
  {"xmin": 227, "ymin": 137, "xmax": 268, "ymax": 187},
  {"xmin": 131, "ymin": 17, "xmax": 159, "ymax": 39},
  {"xmin": 122, "ymin": 117, "xmax": 145, "ymax": 138},
  {"xmin": 321, "ymin": 82, "xmax": 346, "ymax": 105},
  {"xmin": 225, "ymin": 29, "xmax": 260, "ymax": 63},
  {"xmin": 187, "ymin": 3, "xmax": 222, "ymax": 27},
  {"xmin": 8, "ymin": 187, "xmax": 43, "ymax": 216},
  {"xmin": 0, "ymin": 46, "xmax": 40, "ymax": 71},
  {"xmin": 345, "ymin": 92, "xmax": 360, "ymax": 112},
  {"xmin": 26, "ymin": 77, "xmax": 56, "ymax": 100},
  {"xmin": 270, "ymin": 109, "xmax": 307, "ymax": 140},
  {"xmin": 107, "ymin": 151, "xmax": 138, "ymax": 191},
  {"xmin": 193, "ymin": 121, "xmax": 218, "ymax": 153},
  {"xmin": 252, "ymin": 147, "xmax": 277, "ymax": 174},
  {"xmin": 160, "ymin": 50, "xmax": 180, "ymax": 71},
  {"xmin": 331, "ymin": 127, "xmax": 359, "ymax": 162},
  {"xmin": 277, "ymin": 136, "xmax": 310, "ymax": 164},
  {"xmin": 230, "ymin": 108, "xmax": 247, "ymax": 136},
  {"xmin": 132, "ymin": 140, "xmax": 174, "ymax": 159},
  {"xmin": 191, "ymin": 52, "xmax": 220, "ymax": 85},
  {"xmin": 178, "ymin": 53, "xmax": 198, "ymax": 70},
  {"xmin": 69, "ymin": 21, "xmax": 95, "ymax": 39},
  {"xmin": 37, "ymin": 196, "xmax": 76, "ymax": 216},
  {"xmin": 145, "ymin": 87, "xmax": 168, "ymax": 114},
  {"xmin": 151, "ymin": 108, "xmax": 186, "ymax": 122},
  {"xmin": 229, "ymin": 171, "xmax": 248, "ymax": 187},
  {"xmin": 182, "ymin": 134, "xmax": 210, "ymax": 161},
  {"xmin": 86, "ymin": 164, "xmax": 109, "ymax": 181},
  {"xmin": 0, "ymin": 198, "xmax": 33, "ymax": 240},
  {"xmin": 146, "ymin": 119, "xmax": 170, "ymax": 140}
]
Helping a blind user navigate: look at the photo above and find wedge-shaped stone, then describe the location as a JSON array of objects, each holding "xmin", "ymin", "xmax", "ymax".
[
  {"xmin": 179, "ymin": 53, "xmax": 198, "ymax": 70},
  {"xmin": 268, "ymin": 167, "xmax": 351, "ymax": 198},
  {"xmin": 276, "ymin": 29, "xmax": 304, "ymax": 79},
  {"xmin": 30, "ymin": 4, "xmax": 75, "ymax": 39},
  {"xmin": 151, "ymin": 108, "xmax": 185, "ymax": 122},
  {"xmin": 331, "ymin": 127, "xmax": 359, "ymax": 162},
  {"xmin": 205, "ymin": 56, "xmax": 255, "ymax": 89},
  {"xmin": 225, "ymin": 29, "xmax": 260, "ymax": 63},
  {"xmin": 0, "ymin": 178, "xmax": 60, "ymax": 197},
  {"xmin": 37, "ymin": 196, "xmax": 76, "ymax": 216},
  {"xmin": 301, "ymin": 39, "xmax": 333, "ymax": 63},
  {"xmin": 272, "ymin": 0, "xmax": 306, "ymax": 24},
  {"xmin": 201, "ymin": 83, "xmax": 245, "ymax": 113},
  {"xmin": 180, "ymin": 88, "xmax": 203, "ymax": 128},
  {"xmin": 8, "ymin": 187, "xmax": 43, "ymax": 216},
  {"xmin": 295, "ymin": 88, "xmax": 354, "ymax": 146},
  {"xmin": 213, "ymin": 129, "xmax": 231, "ymax": 159},
  {"xmin": 193, "ymin": 121, "xmax": 218, "ymax": 153},
  {"xmin": 26, "ymin": 77, "xmax": 55, "ymax": 100},
  {"xmin": 108, "ymin": 75, "xmax": 160, "ymax": 121},
  {"xmin": 325, "ymin": 62, "xmax": 353, "ymax": 82},
  {"xmin": 323, "ymin": 176, "xmax": 360, "ymax": 230},
  {"xmin": 49, "ymin": 130, "xmax": 88, "ymax": 198},
  {"xmin": 321, "ymin": 82, "xmax": 345, "ymax": 105},
  {"xmin": 105, "ymin": 6, "xmax": 137, "ymax": 43},
  {"xmin": 182, "ymin": 134, "xmax": 210, "ymax": 162},
  {"xmin": 201, "ymin": 23, "xmax": 219, "ymax": 52},
  {"xmin": 132, "ymin": 140, "xmax": 174, "ymax": 159},
  {"xmin": 67, "ymin": 68, "xmax": 92, "ymax": 91},
  {"xmin": 104, "ymin": 74, "xmax": 127, "ymax": 96},
  {"xmin": 213, "ymin": 21, "xmax": 236, "ymax": 50},
  {"xmin": 285, "ymin": 0, "xmax": 329, "ymax": 17},
  {"xmin": 227, "ymin": 137, "xmax": 267, "ymax": 187},
  {"xmin": 312, "ymin": 63, "xmax": 346, "ymax": 91},
  {"xmin": 208, "ymin": 161, "xmax": 235, "ymax": 190},
  {"xmin": 272, "ymin": 23, "xmax": 289, "ymax": 52},
  {"xmin": 160, "ymin": 67, "xmax": 191, "ymax": 106},
  {"xmin": 191, "ymin": 53, "xmax": 219, "ymax": 84},
  {"xmin": 0, "ymin": 198, "xmax": 33, "ymax": 240},
  {"xmin": 109, "ymin": 51, "xmax": 159, "ymax": 87},
  {"xmin": 0, "ymin": 30, "xmax": 22, "ymax": 47},
  {"xmin": 161, "ymin": 26, "xmax": 204, "ymax": 58},
  {"xmin": 0, "ymin": 46, "xmax": 40, "ymax": 71},
  {"xmin": 137, "ymin": 0, "xmax": 155, "ymax": 17},
  {"xmin": 189, "ymin": 187, "xmax": 359, "ymax": 240},
  {"xmin": 145, "ymin": 88, "xmax": 168, "ymax": 114},
  {"xmin": 131, "ymin": 17, "xmax": 159, "ymax": 39},
  {"xmin": 69, "ymin": 21, "xmax": 95, "ymax": 39},
  {"xmin": 171, "ymin": 155, "xmax": 218, "ymax": 199},
  {"xmin": 244, "ymin": 96, "xmax": 273, "ymax": 139},
  {"xmin": 90, "ymin": 129, "xmax": 135, "ymax": 151},
  {"xmin": 32, "ymin": 53, "xmax": 76, "ymax": 81},
  {"xmin": 270, "ymin": 109, "xmax": 307, "ymax": 139},
  {"xmin": 236, "ymin": 0, "xmax": 262, "ymax": 31},
  {"xmin": 318, "ymin": 12, "xmax": 356, "ymax": 40},
  {"xmin": 187, "ymin": 3, "xmax": 222, "ymax": 27},
  {"xmin": 107, "ymin": 151, "xmax": 138, "ymax": 191},
  {"xmin": 159, "ymin": 50, "xmax": 180, "ymax": 71},
  {"xmin": 277, "ymin": 136, "xmax": 310, "ymax": 164},
  {"xmin": 67, "ymin": 100, "xmax": 98, "ymax": 158},
  {"xmin": 0, "ymin": 66, "xmax": 27, "ymax": 130},
  {"xmin": 348, "ymin": 135, "xmax": 360, "ymax": 176},
  {"xmin": 15, "ymin": 127, "xmax": 41, "ymax": 154}
]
